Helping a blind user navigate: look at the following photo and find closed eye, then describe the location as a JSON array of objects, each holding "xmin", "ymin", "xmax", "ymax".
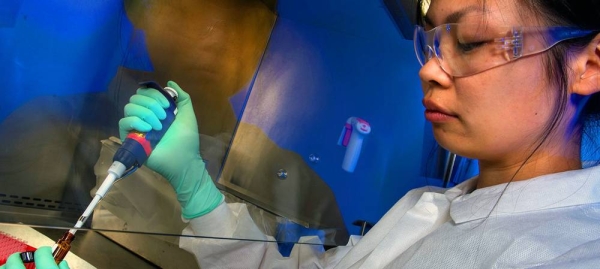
[{"xmin": 456, "ymin": 41, "xmax": 486, "ymax": 53}]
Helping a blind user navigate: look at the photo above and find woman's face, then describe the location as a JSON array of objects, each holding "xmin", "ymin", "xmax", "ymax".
[{"xmin": 420, "ymin": 0, "xmax": 562, "ymax": 165}]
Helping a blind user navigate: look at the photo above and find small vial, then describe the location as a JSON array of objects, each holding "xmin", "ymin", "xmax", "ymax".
[{"xmin": 52, "ymin": 231, "xmax": 75, "ymax": 264}]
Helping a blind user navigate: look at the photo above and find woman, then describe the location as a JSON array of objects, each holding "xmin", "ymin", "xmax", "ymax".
[{"xmin": 5, "ymin": 0, "xmax": 600, "ymax": 268}]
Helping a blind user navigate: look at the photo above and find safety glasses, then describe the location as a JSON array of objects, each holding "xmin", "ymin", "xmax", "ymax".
[{"xmin": 414, "ymin": 23, "xmax": 595, "ymax": 77}]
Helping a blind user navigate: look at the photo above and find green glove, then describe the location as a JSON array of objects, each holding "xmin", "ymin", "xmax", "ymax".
[
  {"xmin": 119, "ymin": 80, "xmax": 224, "ymax": 219},
  {"xmin": 0, "ymin": 247, "xmax": 69, "ymax": 269}
]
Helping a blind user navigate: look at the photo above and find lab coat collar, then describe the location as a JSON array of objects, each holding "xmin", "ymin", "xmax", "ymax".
[{"xmin": 447, "ymin": 165, "xmax": 600, "ymax": 224}]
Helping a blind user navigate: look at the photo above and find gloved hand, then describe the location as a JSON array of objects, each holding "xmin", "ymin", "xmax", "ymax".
[
  {"xmin": 0, "ymin": 247, "xmax": 69, "ymax": 269},
  {"xmin": 119, "ymin": 80, "xmax": 224, "ymax": 219}
]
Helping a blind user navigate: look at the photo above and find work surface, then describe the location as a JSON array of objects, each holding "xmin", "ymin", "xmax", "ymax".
[{"xmin": 0, "ymin": 223, "xmax": 159, "ymax": 268}]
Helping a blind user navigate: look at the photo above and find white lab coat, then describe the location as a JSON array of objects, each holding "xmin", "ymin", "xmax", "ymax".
[{"xmin": 180, "ymin": 165, "xmax": 600, "ymax": 268}]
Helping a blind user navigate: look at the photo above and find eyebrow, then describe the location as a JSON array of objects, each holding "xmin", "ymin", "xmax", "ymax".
[{"xmin": 423, "ymin": 5, "xmax": 482, "ymax": 26}]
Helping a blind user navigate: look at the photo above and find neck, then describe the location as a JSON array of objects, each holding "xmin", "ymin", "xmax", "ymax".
[{"xmin": 476, "ymin": 136, "xmax": 582, "ymax": 189}]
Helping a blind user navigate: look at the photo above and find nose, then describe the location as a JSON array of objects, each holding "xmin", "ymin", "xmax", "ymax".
[{"xmin": 418, "ymin": 53, "xmax": 453, "ymax": 92}]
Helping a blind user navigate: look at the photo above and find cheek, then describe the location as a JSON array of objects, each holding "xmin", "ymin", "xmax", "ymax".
[
  {"xmin": 455, "ymin": 60, "xmax": 555, "ymax": 146},
  {"xmin": 462, "ymin": 57, "xmax": 551, "ymax": 116}
]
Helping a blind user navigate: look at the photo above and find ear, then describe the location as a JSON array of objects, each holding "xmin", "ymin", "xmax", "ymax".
[{"xmin": 572, "ymin": 33, "xmax": 600, "ymax": 96}]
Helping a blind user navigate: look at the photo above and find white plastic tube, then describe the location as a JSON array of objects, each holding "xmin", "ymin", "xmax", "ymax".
[
  {"xmin": 69, "ymin": 161, "xmax": 126, "ymax": 234},
  {"xmin": 339, "ymin": 117, "xmax": 371, "ymax": 173}
]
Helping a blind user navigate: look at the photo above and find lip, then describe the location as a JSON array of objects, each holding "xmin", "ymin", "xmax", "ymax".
[{"xmin": 422, "ymin": 99, "xmax": 458, "ymax": 122}]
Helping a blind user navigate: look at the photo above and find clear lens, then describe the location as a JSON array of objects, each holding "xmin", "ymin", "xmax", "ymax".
[
  {"xmin": 441, "ymin": 24, "xmax": 520, "ymax": 76},
  {"xmin": 413, "ymin": 26, "xmax": 428, "ymax": 66},
  {"xmin": 413, "ymin": 24, "xmax": 594, "ymax": 77}
]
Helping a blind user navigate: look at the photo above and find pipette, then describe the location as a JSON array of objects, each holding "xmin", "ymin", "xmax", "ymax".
[{"xmin": 51, "ymin": 81, "xmax": 178, "ymax": 264}]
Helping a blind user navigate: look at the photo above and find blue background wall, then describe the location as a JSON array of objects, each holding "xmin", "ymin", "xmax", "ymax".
[{"xmin": 0, "ymin": 0, "xmax": 150, "ymax": 122}]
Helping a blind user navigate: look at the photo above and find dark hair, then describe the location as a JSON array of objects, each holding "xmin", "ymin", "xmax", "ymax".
[{"xmin": 520, "ymin": 1, "xmax": 600, "ymax": 166}]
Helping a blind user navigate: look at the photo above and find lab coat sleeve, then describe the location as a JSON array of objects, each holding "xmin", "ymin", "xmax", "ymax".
[{"xmin": 179, "ymin": 202, "xmax": 360, "ymax": 268}]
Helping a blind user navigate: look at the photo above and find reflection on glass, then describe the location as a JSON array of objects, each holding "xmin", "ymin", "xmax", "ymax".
[
  {"xmin": 0, "ymin": 0, "xmax": 277, "ymax": 238},
  {"xmin": 1, "ymin": 0, "xmax": 354, "ymax": 266}
]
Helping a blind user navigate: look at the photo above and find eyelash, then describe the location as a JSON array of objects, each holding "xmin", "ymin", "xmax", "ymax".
[{"xmin": 456, "ymin": 41, "xmax": 486, "ymax": 52}]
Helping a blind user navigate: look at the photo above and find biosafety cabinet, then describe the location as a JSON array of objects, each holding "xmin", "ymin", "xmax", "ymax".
[{"xmin": 0, "ymin": 0, "xmax": 474, "ymax": 268}]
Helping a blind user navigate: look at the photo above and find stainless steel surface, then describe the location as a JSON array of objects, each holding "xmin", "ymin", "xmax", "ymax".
[
  {"xmin": 219, "ymin": 124, "xmax": 350, "ymax": 245},
  {"xmin": 96, "ymin": 231, "xmax": 199, "ymax": 269},
  {"xmin": 443, "ymin": 152, "xmax": 457, "ymax": 188}
]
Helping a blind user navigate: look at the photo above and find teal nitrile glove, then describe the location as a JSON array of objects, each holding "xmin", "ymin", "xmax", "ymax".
[
  {"xmin": 118, "ymin": 80, "xmax": 224, "ymax": 219},
  {"xmin": 0, "ymin": 246, "xmax": 69, "ymax": 269}
]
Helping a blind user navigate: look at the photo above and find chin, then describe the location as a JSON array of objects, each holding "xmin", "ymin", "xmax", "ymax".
[{"xmin": 434, "ymin": 136, "xmax": 478, "ymax": 160}]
